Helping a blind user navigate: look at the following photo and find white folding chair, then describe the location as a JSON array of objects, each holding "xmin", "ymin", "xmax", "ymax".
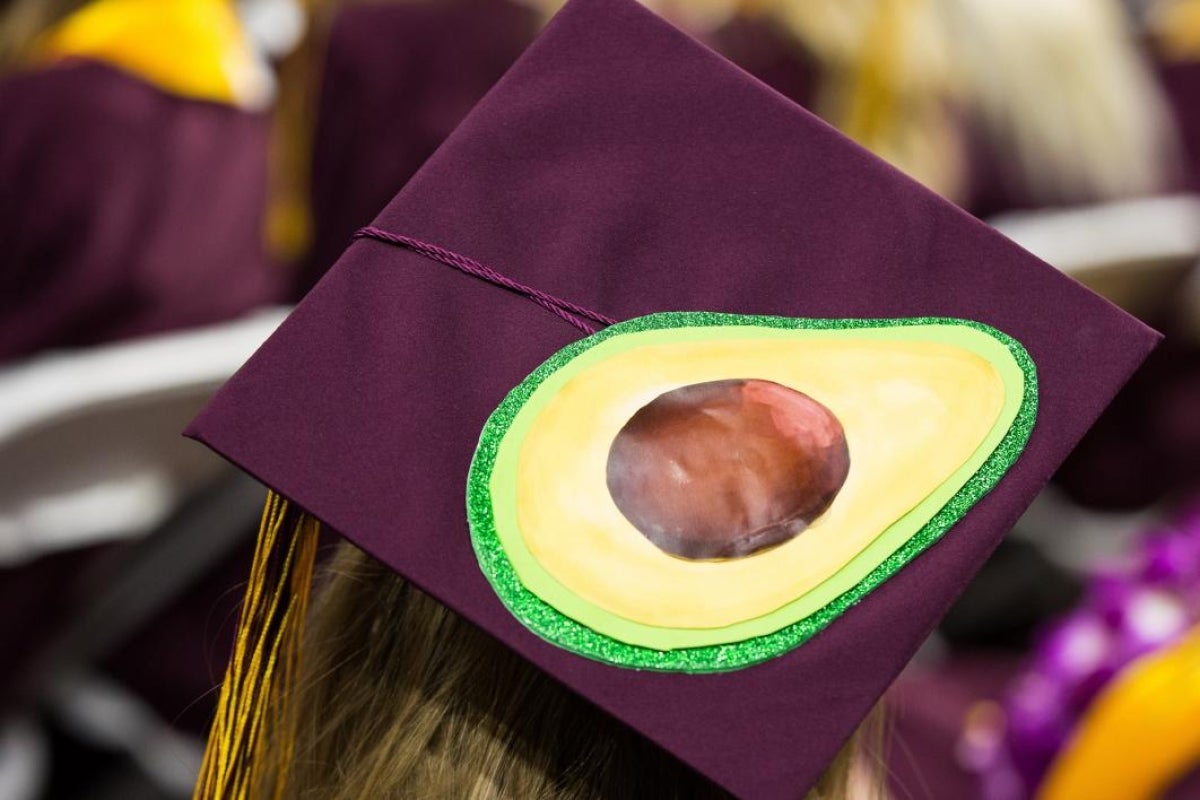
[
  {"xmin": 0, "ymin": 308, "xmax": 290, "ymax": 566},
  {"xmin": 990, "ymin": 193, "xmax": 1200, "ymax": 320},
  {"xmin": 991, "ymin": 195, "xmax": 1200, "ymax": 564},
  {"xmin": 0, "ymin": 309, "xmax": 290, "ymax": 798}
]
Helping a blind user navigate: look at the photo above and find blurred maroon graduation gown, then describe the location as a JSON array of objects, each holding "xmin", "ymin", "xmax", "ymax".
[
  {"xmin": 303, "ymin": 0, "xmax": 539, "ymax": 293},
  {"xmin": 0, "ymin": 58, "xmax": 283, "ymax": 726},
  {"xmin": 1159, "ymin": 58, "xmax": 1200, "ymax": 191},
  {"xmin": 0, "ymin": 60, "xmax": 284, "ymax": 362}
]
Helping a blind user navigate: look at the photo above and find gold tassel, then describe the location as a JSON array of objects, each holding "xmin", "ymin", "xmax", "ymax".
[
  {"xmin": 837, "ymin": 0, "xmax": 928, "ymax": 155},
  {"xmin": 194, "ymin": 491, "xmax": 320, "ymax": 800}
]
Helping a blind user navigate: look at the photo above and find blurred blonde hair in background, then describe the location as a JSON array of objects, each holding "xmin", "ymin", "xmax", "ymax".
[
  {"xmin": 947, "ymin": 0, "xmax": 1179, "ymax": 204},
  {"xmin": 768, "ymin": 0, "xmax": 964, "ymax": 199},
  {"xmin": 771, "ymin": 0, "xmax": 1181, "ymax": 205}
]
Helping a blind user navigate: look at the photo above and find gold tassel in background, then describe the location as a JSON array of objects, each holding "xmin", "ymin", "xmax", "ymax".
[{"xmin": 194, "ymin": 491, "xmax": 320, "ymax": 800}]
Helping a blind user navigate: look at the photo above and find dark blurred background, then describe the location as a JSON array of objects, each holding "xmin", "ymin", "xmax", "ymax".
[{"xmin": 0, "ymin": 1, "xmax": 1198, "ymax": 798}]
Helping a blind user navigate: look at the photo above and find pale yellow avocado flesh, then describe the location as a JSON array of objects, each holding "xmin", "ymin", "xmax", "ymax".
[{"xmin": 505, "ymin": 328, "xmax": 1009, "ymax": 630}]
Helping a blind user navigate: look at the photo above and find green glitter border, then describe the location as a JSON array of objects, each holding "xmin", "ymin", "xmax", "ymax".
[{"xmin": 466, "ymin": 313, "xmax": 1038, "ymax": 673}]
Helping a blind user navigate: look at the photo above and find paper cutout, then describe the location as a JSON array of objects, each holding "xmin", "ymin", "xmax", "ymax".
[
  {"xmin": 468, "ymin": 314, "xmax": 1037, "ymax": 670},
  {"xmin": 607, "ymin": 378, "xmax": 851, "ymax": 560}
]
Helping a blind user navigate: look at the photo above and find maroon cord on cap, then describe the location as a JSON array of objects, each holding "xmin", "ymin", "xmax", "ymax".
[{"xmin": 354, "ymin": 226, "xmax": 617, "ymax": 335}]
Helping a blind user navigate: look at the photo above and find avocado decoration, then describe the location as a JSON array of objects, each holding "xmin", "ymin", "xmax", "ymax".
[
  {"xmin": 607, "ymin": 379, "xmax": 850, "ymax": 560},
  {"xmin": 467, "ymin": 313, "xmax": 1037, "ymax": 672}
]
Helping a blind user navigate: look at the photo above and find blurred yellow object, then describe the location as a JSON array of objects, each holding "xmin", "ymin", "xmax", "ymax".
[
  {"xmin": 1037, "ymin": 624, "xmax": 1200, "ymax": 800},
  {"xmin": 834, "ymin": 0, "xmax": 964, "ymax": 200},
  {"xmin": 265, "ymin": 175, "xmax": 312, "ymax": 264},
  {"xmin": 768, "ymin": 0, "xmax": 965, "ymax": 200},
  {"xmin": 838, "ymin": 0, "xmax": 912, "ymax": 147},
  {"xmin": 1151, "ymin": 0, "xmax": 1200, "ymax": 60},
  {"xmin": 36, "ymin": 0, "xmax": 271, "ymax": 108}
]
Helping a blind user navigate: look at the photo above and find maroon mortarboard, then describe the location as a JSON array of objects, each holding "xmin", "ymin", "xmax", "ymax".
[{"xmin": 185, "ymin": 0, "xmax": 1160, "ymax": 797}]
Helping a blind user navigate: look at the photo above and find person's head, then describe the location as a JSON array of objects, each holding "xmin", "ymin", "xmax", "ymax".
[{"xmin": 264, "ymin": 541, "xmax": 888, "ymax": 800}]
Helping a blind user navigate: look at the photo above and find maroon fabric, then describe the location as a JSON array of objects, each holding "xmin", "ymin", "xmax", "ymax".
[
  {"xmin": 1159, "ymin": 58, "xmax": 1200, "ymax": 191},
  {"xmin": 187, "ymin": 0, "xmax": 1160, "ymax": 796},
  {"xmin": 0, "ymin": 60, "xmax": 284, "ymax": 362},
  {"xmin": 303, "ymin": 0, "xmax": 538, "ymax": 294},
  {"xmin": 1045, "ymin": 56, "xmax": 1200, "ymax": 509},
  {"xmin": 710, "ymin": 14, "xmax": 818, "ymax": 112},
  {"xmin": 0, "ymin": 538, "xmax": 245, "ymax": 735},
  {"xmin": 1053, "ymin": 314, "xmax": 1200, "ymax": 510},
  {"xmin": 1169, "ymin": 766, "xmax": 1200, "ymax": 800},
  {"xmin": 886, "ymin": 658, "xmax": 1200, "ymax": 800},
  {"xmin": 886, "ymin": 657, "xmax": 1020, "ymax": 800},
  {"xmin": 303, "ymin": 3, "xmax": 824, "ymax": 294},
  {"xmin": 0, "ymin": 544, "xmax": 122, "ymax": 709},
  {"xmin": 355, "ymin": 226, "xmax": 617, "ymax": 332},
  {"xmin": 97, "ymin": 538, "xmax": 254, "ymax": 736}
]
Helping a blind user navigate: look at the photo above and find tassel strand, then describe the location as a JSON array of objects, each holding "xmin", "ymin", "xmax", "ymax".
[{"xmin": 194, "ymin": 491, "xmax": 319, "ymax": 800}]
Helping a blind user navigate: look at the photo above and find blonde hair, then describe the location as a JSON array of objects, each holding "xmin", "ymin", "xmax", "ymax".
[
  {"xmin": 262, "ymin": 541, "xmax": 889, "ymax": 799},
  {"xmin": 768, "ymin": 0, "xmax": 1180, "ymax": 205},
  {"xmin": 769, "ymin": 0, "xmax": 965, "ymax": 199}
]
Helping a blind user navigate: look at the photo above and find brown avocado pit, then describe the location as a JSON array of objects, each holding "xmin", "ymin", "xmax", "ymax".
[{"xmin": 606, "ymin": 379, "xmax": 850, "ymax": 560}]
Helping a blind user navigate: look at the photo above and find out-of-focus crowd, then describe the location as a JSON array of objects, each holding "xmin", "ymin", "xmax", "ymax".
[{"xmin": 0, "ymin": 1, "xmax": 1198, "ymax": 798}]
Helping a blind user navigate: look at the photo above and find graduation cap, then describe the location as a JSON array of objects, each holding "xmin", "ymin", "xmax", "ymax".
[{"xmin": 186, "ymin": 0, "xmax": 1160, "ymax": 796}]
